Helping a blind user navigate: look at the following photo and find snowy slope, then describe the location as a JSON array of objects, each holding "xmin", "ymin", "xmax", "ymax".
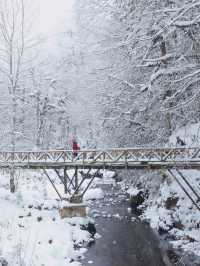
[
  {"xmin": 142, "ymin": 169, "xmax": 200, "ymax": 256},
  {"xmin": 124, "ymin": 123, "xmax": 200, "ymax": 258},
  {"xmin": 169, "ymin": 122, "xmax": 200, "ymax": 147},
  {"xmin": 0, "ymin": 170, "xmax": 94, "ymax": 266},
  {"xmin": 143, "ymin": 123, "xmax": 200, "ymax": 257}
]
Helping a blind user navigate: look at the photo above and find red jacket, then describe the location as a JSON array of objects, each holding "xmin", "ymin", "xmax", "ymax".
[{"xmin": 72, "ymin": 141, "xmax": 80, "ymax": 151}]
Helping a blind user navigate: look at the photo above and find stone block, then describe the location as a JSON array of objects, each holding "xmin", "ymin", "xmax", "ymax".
[{"xmin": 59, "ymin": 203, "xmax": 87, "ymax": 218}]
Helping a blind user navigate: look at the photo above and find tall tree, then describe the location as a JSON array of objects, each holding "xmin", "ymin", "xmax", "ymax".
[
  {"xmin": 0, "ymin": 0, "xmax": 33, "ymax": 192},
  {"xmin": 74, "ymin": 0, "xmax": 200, "ymax": 147}
]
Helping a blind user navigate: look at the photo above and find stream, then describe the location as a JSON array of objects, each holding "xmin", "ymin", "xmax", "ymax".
[{"xmin": 82, "ymin": 183, "xmax": 170, "ymax": 266}]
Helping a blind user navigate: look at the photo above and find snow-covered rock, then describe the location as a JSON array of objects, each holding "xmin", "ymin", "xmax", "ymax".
[
  {"xmin": 127, "ymin": 187, "xmax": 140, "ymax": 196},
  {"xmin": 83, "ymin": 188, "xmax": 104, "ymax": 201}
]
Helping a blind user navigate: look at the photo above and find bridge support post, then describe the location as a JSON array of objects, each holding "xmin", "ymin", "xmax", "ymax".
[
  {"xmin": 74, "ymin": 166, "xmax": 78, "ymax": 193},
  {"xmin": 176, "ymin": 169, "xmax": 200, "ymax": 202},
  {"xmin": 69, "ymin": 166, "xmax": 83, "ymax": 204},
  {"xmin": 59, "ymin": 202, "xmax": 87, "ymax": 218},
  {"xmin": 167, "ymin": 169, "xmax": 200, "ymax": 212},
  {"xmin": 43, "ymin": 168, "xmax": 63, "ymax": 200},
  {"xmin": 64, "ymin": 167, "xmax": 68, "ymax": 194},
  {"xmin": 54, "ymin": 168, "xmax": 71, "ymax": 195}
]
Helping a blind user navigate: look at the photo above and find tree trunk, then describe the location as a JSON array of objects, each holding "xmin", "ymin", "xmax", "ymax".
[
  {"xmin": 10, "ymin": 167, "xmax": 15, "ymax": 193},
  {"xmin": 165, "ymin": 112, "xmax": 172, "ymax": 134},
  {"xmin": 160, "ymin": 40, "xmax": 167, "ymax": 63},
  {"xmin": 10, "ymin": 92, "xmax": 17, "ymax": 193}
]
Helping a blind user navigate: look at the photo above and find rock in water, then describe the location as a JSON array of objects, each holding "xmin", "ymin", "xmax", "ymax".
[{"xmin": 81, "ymin": 222, "xmax": 96, "ymax": 237}]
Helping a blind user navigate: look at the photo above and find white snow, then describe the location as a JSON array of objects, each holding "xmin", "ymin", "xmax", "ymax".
[
  {"xmin": 83, "ymin": 188, "xmax": 104, "ymax": 201},
  {"xmin": 169, "ymin": 122, "xmax": 200, "ymax": 146},
  {"xmin": 0, "ymin": 170, "xmax": 94, "ymax": 266},
  {"xmin": 101, "ymin": 170, "xmax": 116, "ymax": 179},
  {"xmin": 127, "ymin": 187, "xmax": 140, "ymax": 196},
  {"xmin": 80, "ymin": 171, "xmax": 115, "ymax": 200},
  {"xmin": 140, "ymin": 123, "xmax": 200, "ymax": 257},
  {"xmin": 142, "ymin": 170, "xmax": 200, "ymax": 256},
  {"xmin": 0, "ymin": 167, "xmax": 116, "ymax": 265},
  {"xmin": 123, "ymin": 123, "xmax": 200, "ymax": 257}
]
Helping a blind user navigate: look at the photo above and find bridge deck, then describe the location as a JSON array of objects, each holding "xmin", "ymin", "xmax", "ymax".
[
  {"xmin": 2, "ymin": 148, "xmax": 199, "ymax": 211},
  {"xmin": 0, "ymin": 161, "xmax": 200, "ymax": 170},
  {"xmin": 0, "ymin": 147, "xmax": 200, "ymax": 169}
]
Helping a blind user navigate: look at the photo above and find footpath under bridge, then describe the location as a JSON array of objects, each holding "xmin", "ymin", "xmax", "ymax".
[{"xmin": 1, "ymin": 147, "xmax": 200, "ymax": 210}]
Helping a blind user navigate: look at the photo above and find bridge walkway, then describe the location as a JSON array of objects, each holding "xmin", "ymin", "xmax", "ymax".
[
  {"xmin": 0, "ymin": 147, "xmax": 200, "ymax": 169},
  {"xmin": 0, "ymin": 147, "xmax": 199, "ymax": 211}
]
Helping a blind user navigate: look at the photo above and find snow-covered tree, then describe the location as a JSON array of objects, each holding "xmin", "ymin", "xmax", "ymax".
[{"xmin": 74, "ymin": 0, "xmax": 200, "ymax": 148}]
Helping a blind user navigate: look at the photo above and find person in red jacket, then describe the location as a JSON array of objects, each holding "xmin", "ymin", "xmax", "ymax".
[{"xmin": 72, "ymin": 138, "xmax": 80, "ymax": 158}]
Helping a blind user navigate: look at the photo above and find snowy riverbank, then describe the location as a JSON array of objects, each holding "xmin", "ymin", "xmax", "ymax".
[
  {"xmin": 0, "ymin": 170, "xmax": 98, "ymax": 266},
  {"xmin": 125, "ymin": 123, "xmax": 200, "ymax": 262},
  {"xmin": 142, "ymin": 169, "xmax": 200, "ymax": 258}
]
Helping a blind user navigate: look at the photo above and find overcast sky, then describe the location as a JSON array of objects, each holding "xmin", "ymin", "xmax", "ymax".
[
  {"xmin": 35, "ymin": 0, "xmax": 75, "ymax": 36},
  {"xmin": 31, "ymin": 0, "xmax": 76, "ymax": 57}
]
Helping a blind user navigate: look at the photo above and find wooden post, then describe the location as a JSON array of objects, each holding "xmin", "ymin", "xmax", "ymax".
[
  {"xmin": 64, "ymin": 167, "xmax": 68, "ymax": 194},
  {"xmin": 168, "ymin": 169, "xmax": 200, "ymax": 212},
  {"xmin": 43, "ymin": 168, "xmax": 62, "ymax": 200},
  {"xmin": 74, "ymin": 167, "xmax": 78, "ymax": 194},
  {"xmin": 81, "ymin": 170, "xmax": 100, "ymax": 198},
  {"xmin": 176, "ymin": 169, "xmax": 200, "ymax": 202}
]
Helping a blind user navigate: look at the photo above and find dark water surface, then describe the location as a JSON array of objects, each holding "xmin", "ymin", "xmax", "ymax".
[{"xmin": 83, "ymin": 184, "xmax": 168, "ymax": 266}]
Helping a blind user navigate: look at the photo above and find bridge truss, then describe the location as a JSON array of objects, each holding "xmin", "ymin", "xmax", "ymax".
[
  {"xmin": 0, "ymin": 147, "xmax": 200, "ymax": 210},
  {"xmin": 0, "ymin": 147, "xmax": 200, "ymax": 169}
]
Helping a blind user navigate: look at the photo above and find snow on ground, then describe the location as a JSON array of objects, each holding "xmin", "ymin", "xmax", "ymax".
[
  {"xmin": 99, "ymin": 170, "xmax": 116, "ymax": 185},
  {"xmin": 83, "ymin": 188, "xmax": 104, "ymax": 201},
  {"xmin": 142, "ymin": 169, "xmax": 200, "ymax": 256},
  {"xmin": 0, "ymin": 170, "xmax": 95, "ymax": 266},
  {"xmin": 127, "ymin": 187, "xmax": 140, "ymax": 197},
  {"xmin": 78, "ymin": 170, "xmax": 114, "ymax": 201},
  {"xmin": 101, "ymin": 170, "xmax": 116, "ymax": 179},
  {"xmin": 74, "ymin": 169, "xmax": 115, "ymax": 202},
  {"xmin": 126, "ymin": 123, "xmax": 200, "ymax": 257},
  {"xmin": 0, "ymin": 168, "xmax": 116, "ymax": 265},
  {"xmin": 169, "ymin": 122, "xmax": 200, "ymax": 146}
]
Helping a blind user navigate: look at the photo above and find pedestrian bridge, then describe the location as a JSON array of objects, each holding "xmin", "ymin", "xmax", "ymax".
[
  {"xmin": 1, "ymin": 147, "xmax": 200, "ymax": 211},
  {"xmin": 1, "ymin": 147, "xmax": 200, "ymax": 169}
]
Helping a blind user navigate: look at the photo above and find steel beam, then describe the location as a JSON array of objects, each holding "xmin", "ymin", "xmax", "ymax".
[{"xmin": 168, "ymin": 169, "xmax": 200, "ymax": 212}]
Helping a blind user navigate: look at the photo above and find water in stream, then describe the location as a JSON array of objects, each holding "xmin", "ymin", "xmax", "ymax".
[{"xmin": 82, "ymin": 183, "xmax": 170, "ymax": 266}]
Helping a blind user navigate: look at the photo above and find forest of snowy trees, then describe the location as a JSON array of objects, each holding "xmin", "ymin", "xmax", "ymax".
[
  {"xmin": 74, "ymin": 0, "xmax": 200, "ymax": 148},
  {"xmin": 0, "ymin": 0, "xmax": 200, "ymax": 150},
  {"xmin": 0, "ymin": 1, "xmax": 200, "ymax": 265}
]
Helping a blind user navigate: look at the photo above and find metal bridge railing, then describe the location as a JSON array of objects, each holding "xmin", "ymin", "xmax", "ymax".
[{"xmin": 0, "ymin": 147, "xmax": 199, "ymax": 164}]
